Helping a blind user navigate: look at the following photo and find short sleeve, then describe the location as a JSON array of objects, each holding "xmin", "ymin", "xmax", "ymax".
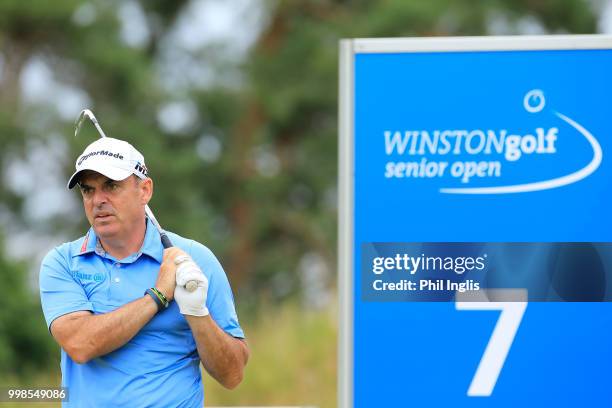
[
  {"xmin": 189, "ymin": 241, "xmax": 245, "ymax": 339},
  {"xmin": 39, "ymin": 247, "xmax": 94, "ymax": 331}
]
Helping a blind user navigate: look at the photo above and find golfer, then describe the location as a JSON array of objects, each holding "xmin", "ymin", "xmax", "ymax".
[{"xmin": 39, "ymin": 137, "xmax": 248, "ymax": 407}]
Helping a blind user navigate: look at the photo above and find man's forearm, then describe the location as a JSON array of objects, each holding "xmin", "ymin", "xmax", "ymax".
[
  {"xmin": 53, "ymin": 295, "xmax": 158, "ymax": 363},
  {"xmin": 185, "ymin": 315, "xmax": 249, "ymax": 389}
]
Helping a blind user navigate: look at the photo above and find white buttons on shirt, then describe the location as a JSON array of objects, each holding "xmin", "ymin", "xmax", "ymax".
[{"xmin": 114, "ymin": 277, "xmax": 120, "ymax": 283}]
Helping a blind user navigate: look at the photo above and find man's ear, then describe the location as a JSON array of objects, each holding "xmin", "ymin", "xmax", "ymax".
[{"xmin": 141, "ymin": 177, "xmax": 153, "ymax": 205}]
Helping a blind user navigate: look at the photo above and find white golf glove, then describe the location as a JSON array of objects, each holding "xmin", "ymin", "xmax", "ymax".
[{"xmin": 174, "ymin": 256, "xmax": 209, "ymax": 316}]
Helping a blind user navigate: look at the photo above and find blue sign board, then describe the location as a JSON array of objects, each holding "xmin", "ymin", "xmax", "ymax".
[{"xmin": 339, "ymin": 36, "xmax": 612, "ymax": 407}]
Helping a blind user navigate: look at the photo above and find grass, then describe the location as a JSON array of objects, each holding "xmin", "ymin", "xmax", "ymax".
[
  {"xmin": 2, "ymin": 300, "xmax": 338, "ymax": 408},
  {"xmin": 204, "ymin": 299, "xmax": 337, "ymax": 408},
  {"xmin": 0, "ymin": 371, "xmax": 61, "ymax": 408}
]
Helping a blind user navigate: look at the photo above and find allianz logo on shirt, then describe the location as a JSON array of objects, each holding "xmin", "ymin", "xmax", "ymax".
[
  {"xmin": 73, "ymin": 271, "xmax": 106, "ymax": 282},
  {"xmin": 382, "ymin": 89, "xmax": 602, "ymax": 195}
]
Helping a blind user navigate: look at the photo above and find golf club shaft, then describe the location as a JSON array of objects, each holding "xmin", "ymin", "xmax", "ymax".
[
  {"xmin": 144, "ymin": 206, "xmax": 172, "ymax": 248},
  {"xmin": 75, "ymin": 109, "xmax": 198, "ymax": 290}
]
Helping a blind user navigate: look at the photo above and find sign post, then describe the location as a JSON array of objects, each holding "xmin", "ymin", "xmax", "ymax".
[{"xmin": 339, "ymin": 35, "xmax": 612, "ymax": 407}]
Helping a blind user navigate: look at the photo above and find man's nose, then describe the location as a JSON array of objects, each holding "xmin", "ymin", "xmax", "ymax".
[{"xmin": 92, "ymin": 188, "xmax": 108, "ymax": 206}]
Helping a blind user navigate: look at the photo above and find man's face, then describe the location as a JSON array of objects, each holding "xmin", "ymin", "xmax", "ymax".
[{"xmin": 78, "ymin": 171, "xmax": 152, "ymax": 240}]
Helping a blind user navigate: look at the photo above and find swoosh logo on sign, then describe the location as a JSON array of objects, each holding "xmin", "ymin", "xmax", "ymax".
[{"xmin": 440, "ymin": 112, "xmax": 602, "ymax": 195}]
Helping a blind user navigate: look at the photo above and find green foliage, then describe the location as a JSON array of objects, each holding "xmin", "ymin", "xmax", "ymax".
[
  {"xmin": 0, "ymin": 238, "xmax": 57, "ymax": 378},
  {"xmin": 0, "ymin": 0, "xmax": 599, "ymax": 385},
  {"xmin": 204, "ymin": 300, "xmax": 337, "ymax": 408}
]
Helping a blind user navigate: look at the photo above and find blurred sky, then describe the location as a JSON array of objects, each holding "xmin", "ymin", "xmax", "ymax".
[{"xmin": 4, "ymin": 0, "xmax": 612, "ymax": 286}]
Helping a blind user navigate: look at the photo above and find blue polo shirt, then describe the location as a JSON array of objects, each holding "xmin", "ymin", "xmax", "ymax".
[{"xmin": 39, "ymin": 218, "xmax": 244, "ymax": 407}]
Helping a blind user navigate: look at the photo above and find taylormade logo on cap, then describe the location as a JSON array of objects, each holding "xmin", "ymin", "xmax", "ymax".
[
  {"xmin": 67, "ymin": 137, "xmax": 148, "ymax": 189},
  {"xmin": 77, "ymin": 150, "xmax": 124, "ymax": 166}
]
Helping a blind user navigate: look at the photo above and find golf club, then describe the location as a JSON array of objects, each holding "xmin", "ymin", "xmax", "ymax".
[{"xmin": 74, "ymin": 109, "xmax": 199, "ymax": 292}]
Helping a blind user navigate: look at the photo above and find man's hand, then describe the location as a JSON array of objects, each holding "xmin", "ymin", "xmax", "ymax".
[
  {"xmin": 156, "ymin": 247, "xmax": 185, "ymax": 301},
  {"xmin": 175, "ymin": 253, "xmax": 209, "ymax": 316}
]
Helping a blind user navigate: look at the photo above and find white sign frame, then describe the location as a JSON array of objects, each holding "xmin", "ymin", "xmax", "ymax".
[{"xmin": 338, "ymin": 34, "xmax": 612, "ymax": 408}]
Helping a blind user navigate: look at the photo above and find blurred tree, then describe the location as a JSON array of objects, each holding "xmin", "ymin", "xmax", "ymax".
[
  {"xmin": 0, "ymin": 236, "xmax": 56, "ymax": 377},
  {"xmin": 208, "ymin": 0, "xmax": 599, "ymax": 304},
  {"xmin": 0, "ymin": 0, "xmax": 599, "ymax": 379}
]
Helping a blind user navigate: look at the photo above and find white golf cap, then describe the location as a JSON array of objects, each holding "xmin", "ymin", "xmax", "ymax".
[{"xmin": 67, "ymin": 137, "xmax": 148, "ymax": 189}]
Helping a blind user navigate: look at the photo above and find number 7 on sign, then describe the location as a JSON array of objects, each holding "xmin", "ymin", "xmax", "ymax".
[{"xmin": 456, "ymin": 289, "xmax": 527, "ymax": 397}]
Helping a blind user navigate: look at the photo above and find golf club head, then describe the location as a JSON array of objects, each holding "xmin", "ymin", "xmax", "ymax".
[
  {"xmin": 74, "ymin": 109, "xmax": 92, "ymax": 137},
  {"xmin": 74, "ymin": 109, "xmax": 107, "ymax": 138}
]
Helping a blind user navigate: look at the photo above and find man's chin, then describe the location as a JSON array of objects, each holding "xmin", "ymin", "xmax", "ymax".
[{"xmin": 92, "ymin": 221, "xmax": 119, "ymax": 238}]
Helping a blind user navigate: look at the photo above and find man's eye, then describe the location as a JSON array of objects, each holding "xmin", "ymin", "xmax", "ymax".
[
  {"xmin": 104, "ymin": 182, "xmax": 119, "ymax": 192},
  {"xmin": 81, "ymin": 187, "xmax": 93, "ymax": 194}
]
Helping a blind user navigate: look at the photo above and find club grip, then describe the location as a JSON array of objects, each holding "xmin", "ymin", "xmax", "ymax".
[
  {"xmin": 161, "ymin": 232, "xmax": 198, "ymax": 292},
  {"xmin": 160, "ymin": 233, "xmax": 173, "ymax": 248}
]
